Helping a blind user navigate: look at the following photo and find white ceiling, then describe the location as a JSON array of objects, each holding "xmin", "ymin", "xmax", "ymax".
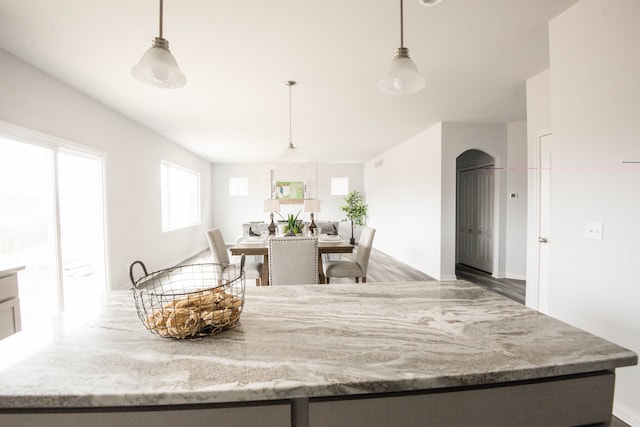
[{"xmin": 0, "ymin": 0, "xmax": 578, "ymax": 164}]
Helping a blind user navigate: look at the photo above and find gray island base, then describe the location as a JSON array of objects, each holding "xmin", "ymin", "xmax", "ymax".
[{"xmin": 0, "ymin": 281, "xmax": 636, "ymax": 427}]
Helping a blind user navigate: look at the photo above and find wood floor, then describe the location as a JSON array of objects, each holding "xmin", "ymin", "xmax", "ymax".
[
  {"xmin": 324, "ymin": 251, "xmax": 528, "ymax": 306},
  {"xmin": 454, "ymin": 263, "xmax": 526, "ymax": 304},
  {"xmin": 184, "ymin": 247, "xmax": 630, "ymax": 427},
  {"xmin": 324, "ymin": 249, "xmax": 434, "ymax": 284}
]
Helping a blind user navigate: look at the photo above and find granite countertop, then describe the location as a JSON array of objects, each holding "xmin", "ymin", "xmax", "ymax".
[{"xmin": 0, "ymin": 281, "xmax": 636, "ymax": 409}]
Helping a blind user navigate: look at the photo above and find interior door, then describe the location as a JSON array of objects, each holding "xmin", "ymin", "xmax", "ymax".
[
  {"xmin": 475, "ymin": 167, "xmax": 494, "ymax": 272},
  {"xmin": 456, "ymin": 166, "xmax": 494, "ymax": 273},
  {"xmin": 457, "ymin": 169, "xmax": 475, "ymax": 266}
]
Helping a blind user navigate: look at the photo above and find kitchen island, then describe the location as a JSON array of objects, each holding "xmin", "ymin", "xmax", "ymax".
[
  {"xmin": 0, "ymin": 266, "xmax": 24, "ymax": 340},
  {"xmin": 0, "ymin": 281, "xmax": 636, "ymax": 427}
]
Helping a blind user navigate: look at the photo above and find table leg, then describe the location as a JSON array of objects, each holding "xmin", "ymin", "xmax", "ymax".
[
  {"xmin": 262, "ymin": 254, "xmax": 270, "ymax": 286},
  {"xmin": 317, "ymin": 254, "xmax": 326, "ymax": 284}
]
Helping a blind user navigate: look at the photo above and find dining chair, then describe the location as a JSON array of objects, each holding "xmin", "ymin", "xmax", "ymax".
[
  {"xmin": 268, "ymin": 236, "xmax": 319, "ymax": 286},
  {"xmin": 323, "ymin": 226, "xmax": 376, "ymax": 284},
  {"xmin": 207, "ymin": 228, "xmax": 263, "ymax": 286}
]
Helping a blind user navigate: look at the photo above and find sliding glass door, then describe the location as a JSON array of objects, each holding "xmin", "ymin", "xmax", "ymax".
[
  {"xmin": 0, "ymin": 136, "xmax": 106, "ymax": 332},
  {"xmin": 57, "ymin": 150, "xmax": 106, "ymax": 311}
]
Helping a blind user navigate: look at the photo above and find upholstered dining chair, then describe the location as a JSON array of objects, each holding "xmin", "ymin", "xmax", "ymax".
[
  {"xmin": 207, "ymin": 228, "xmax": 263, "ymax": 286},
  {"xmin": 268, "ymin": 236, "xmax": 319, "ymax": 286},
  {"xmin": 323, "ymin": 226, "xmax": 376, "ymax": 284}
]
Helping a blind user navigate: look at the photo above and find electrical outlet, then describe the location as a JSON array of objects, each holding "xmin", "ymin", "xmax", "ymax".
[{"xmin": 585, "ymin": 221, "xmax": 603, "ymax": 240}]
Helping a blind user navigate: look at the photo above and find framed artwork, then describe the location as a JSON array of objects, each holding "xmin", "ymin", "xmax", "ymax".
[{"xmin": 275, "ymin": 181, "xmax": 305, "ymax": 200}]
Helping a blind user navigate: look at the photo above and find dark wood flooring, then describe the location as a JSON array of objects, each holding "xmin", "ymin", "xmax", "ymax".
[{"xmin": 454, "ymin": 263, "xmax": 526, "ymax": 304}]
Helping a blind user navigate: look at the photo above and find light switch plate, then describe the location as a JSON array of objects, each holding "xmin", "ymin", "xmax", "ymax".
[{"xmin": 585, "ymin": 221, "xmax": 603, "ymax": 240}]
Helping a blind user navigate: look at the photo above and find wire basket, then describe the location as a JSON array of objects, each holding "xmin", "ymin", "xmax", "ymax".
[{"xmin": 130, "ymin": 258, "xmax": 246, "ymax": 339}]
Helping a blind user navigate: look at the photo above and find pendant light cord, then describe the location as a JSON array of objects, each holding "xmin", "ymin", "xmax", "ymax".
[
  {"xmin": 400, "ymin": 0, "xmax": 404, "ymax": 48},
  {"xmin": 288, "ymin": 82, "xmax": 293, "ymax": 146},
  {"xmin": 159, "ymin": 0, "xmax": 164, "ymax": 38}
]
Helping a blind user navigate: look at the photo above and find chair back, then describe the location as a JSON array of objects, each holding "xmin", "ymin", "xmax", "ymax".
[
  {"xmin": 268, "ymin": 236, "xmax": 319, "ymax": 285},
  {"xmin": 207, "ymin": 228, "xmax": 230, "ymax": 265},
  {"xmin": 355, "ymin": 227, "xmax": 376, "ymax": 274}
]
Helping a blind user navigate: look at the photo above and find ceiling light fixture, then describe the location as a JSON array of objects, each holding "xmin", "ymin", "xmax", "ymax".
[
  {"xmin": 276, "ymin": 80, "xmax": 307, "ymax": 163},
  {"xmin": 378, "ymin": 0, "xmax": 425, "ymax": 95},
  {"xmin": 132, "ymin": 0, "xmax": 186, "ymax": 89}
]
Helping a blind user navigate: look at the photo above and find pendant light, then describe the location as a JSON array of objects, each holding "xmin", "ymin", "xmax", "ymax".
[
  {"xmin": 132, "ymin": 0, "xmax": 186, "ymax": 89},
  {"xmin": 276, "ymin": 80, "xmax": 307, "ymax": 163},
  {"xmin": 378, "ymin": 0, "xmax": 425, "ymax": 94}
]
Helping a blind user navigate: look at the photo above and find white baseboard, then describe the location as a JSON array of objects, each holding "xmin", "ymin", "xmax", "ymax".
[
  {"xmin": 491, "ymin": 272, "xmax": 526, "ymax": 281},
  {"xmin": 439, "ymin": 274, "xmax": 458, "ymax": 281},
  {"xmin": 614, "ymin": 401, "xmax": 640, "ymax": 427}
]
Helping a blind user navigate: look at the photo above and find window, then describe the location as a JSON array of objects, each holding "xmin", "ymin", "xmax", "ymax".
[
  {"xmin": 161, "ymin": 161, "xmax": 201, "ymax": 231},
  {"xmin": 229, "ymin": 177, "xmax": 249, "ymax": 196},
  {"xmin": 331, "ymin": 177, "xmax": 349, "ymax": 196}
]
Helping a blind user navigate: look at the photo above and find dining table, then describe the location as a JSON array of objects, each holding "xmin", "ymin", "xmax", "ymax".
[{"xmin": 230, "ymin": 236, "xmax": 354, "ymax": 285}]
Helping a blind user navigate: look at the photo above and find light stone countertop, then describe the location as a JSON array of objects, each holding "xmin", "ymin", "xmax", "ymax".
[{"xmin": 0, "ymin": 281, "xmax": 636, "ymax": 409}]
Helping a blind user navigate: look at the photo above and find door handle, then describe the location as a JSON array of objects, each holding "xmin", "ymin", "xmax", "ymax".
[{"xmin": 538, "ymin": 236, "xmax": 548, "ymax": 243}]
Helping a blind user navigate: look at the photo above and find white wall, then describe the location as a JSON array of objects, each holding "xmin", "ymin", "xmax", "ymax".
[
  {"xmin": 317, "ymin": 163, "xmax": 364, "ymax": 225},
  {"xmin": 365, "ymin": 124, "xmax": 443, "ymax": 279},
  {"xmin": 364, "ymin": 122, "xmax": 516, "ymax": 281},
  {"xmin": 505, "ymin": 121, "xmax": 527, "ymax": 279},
  {"xmin": 211, "ymin": 163, "xmax": 266, "ymax": 244},
  {"xmin": 441, "ymin": 122, "xmax": 509, "ymax": 279},
  {"xmin": 0, "ymin": 50, "xmax": 213, "ymax": 290},
  {"xmin": 211, "ymin": 163, "xmax": 363, "ymax": 244},
  {"xmin": 548, "ymin": 0, "xmax": 640, "ymax": 423}
]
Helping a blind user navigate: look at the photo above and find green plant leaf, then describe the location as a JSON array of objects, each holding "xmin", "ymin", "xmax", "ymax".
[{"xmin": 341, "ymin": 190, "xmax": 368, "ymax": 226}]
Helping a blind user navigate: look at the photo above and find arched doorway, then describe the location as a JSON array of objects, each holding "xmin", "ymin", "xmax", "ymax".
[{"xmin": 456, "ymin": 149, "xmax": 495, "ymax": 273}]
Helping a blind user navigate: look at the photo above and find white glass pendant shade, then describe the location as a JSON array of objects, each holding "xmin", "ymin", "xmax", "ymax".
[
  {"xmin": 132, "ymin": 37, "xmax": 186, "ymax": 89},
  {"xmin": 378, "ymin": 50, "xmax": 425, "ymax": 94},
  {"xmin": 277, "ymin": 142, "xmax": 307, "ymax": 163}
]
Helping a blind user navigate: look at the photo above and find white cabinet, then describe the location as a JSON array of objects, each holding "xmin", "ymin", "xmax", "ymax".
[
  {"xmin": 308, "ymin": 372, "xmax": 614, "ymax": 427},
  {"xmin": 0, "ymin": 267, "xmax": 23, "ymax": 340},
  {"xmin": 0, "ymin": 403, "xmax": 291, "ymax": 427}
]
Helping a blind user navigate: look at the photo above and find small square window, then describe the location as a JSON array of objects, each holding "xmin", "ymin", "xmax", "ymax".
[
  {"xmin": 229, "ymin": 177, "xmax": 249, "ymax": 196},
  {"xmin": 331, "ymin": 177, "xmax": 349, "ymax": 196}
]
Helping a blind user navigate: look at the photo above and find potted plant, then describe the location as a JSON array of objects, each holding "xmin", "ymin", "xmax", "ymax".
[
  {"xmin": 280, "ymin": 211, "xmax": 303, "ymax": 236},
  {"xmin": 341, "ymin": 190, "xmax": 368, "ymax": 245}
]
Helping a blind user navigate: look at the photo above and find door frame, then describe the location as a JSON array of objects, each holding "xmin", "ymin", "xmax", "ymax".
[{"xmin": 527, "ymin": 129, "xmax": 552, "ymax": 311}]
